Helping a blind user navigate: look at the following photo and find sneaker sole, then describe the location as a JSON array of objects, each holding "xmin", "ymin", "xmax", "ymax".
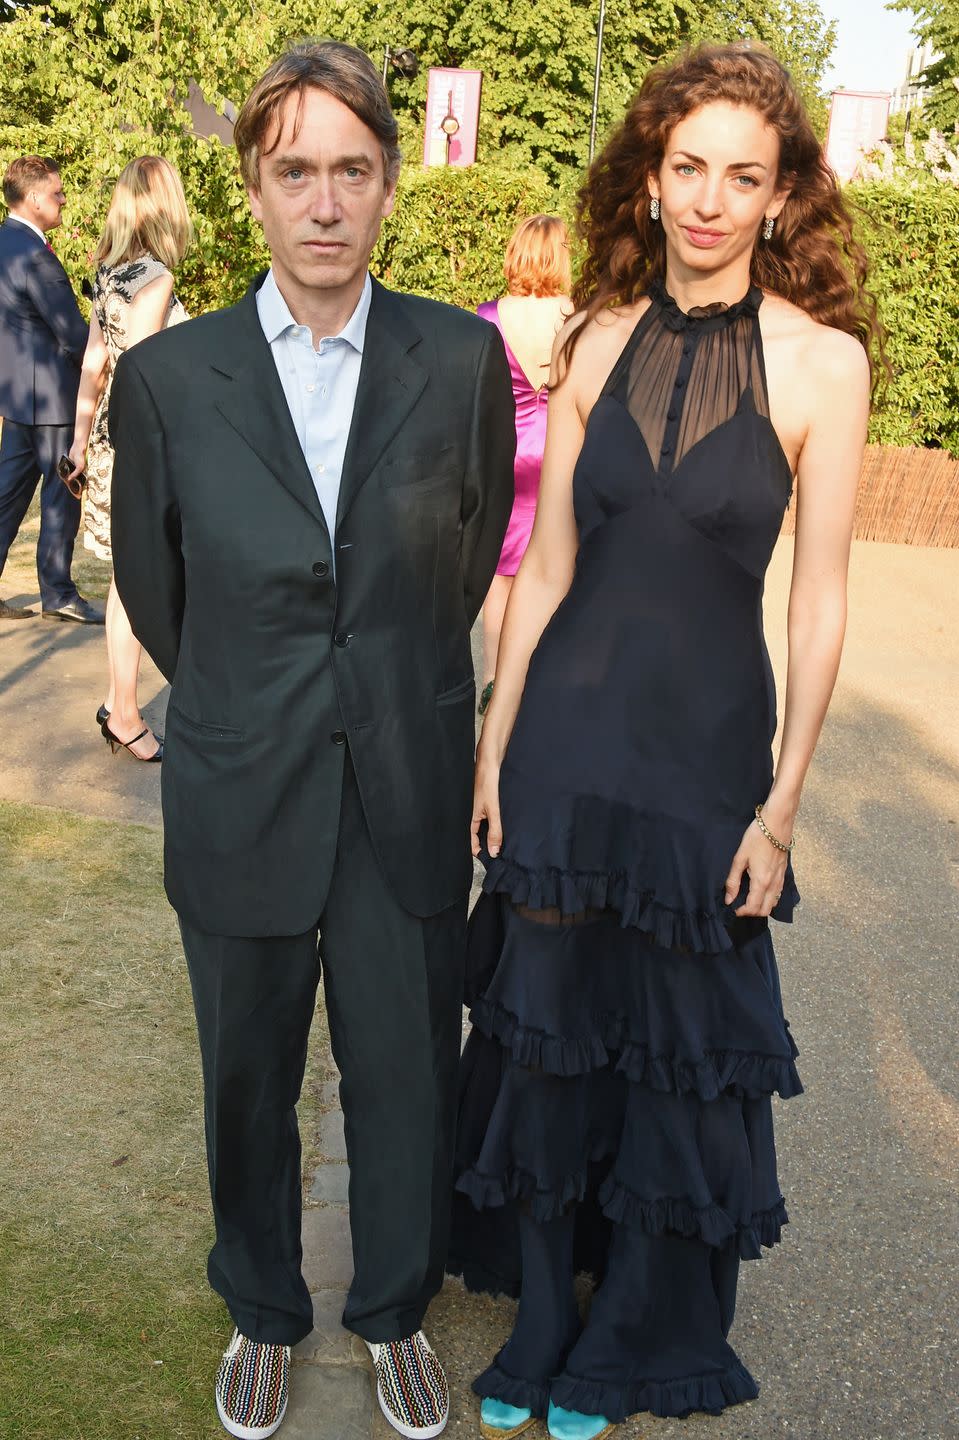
[
  {"xmin": 215, "ymin": 1391, "xmax": 288, "ymax": 1439},
  {"xmin": 374, "ymin": 1385, "xmax": 449, "ymax": 1439}
]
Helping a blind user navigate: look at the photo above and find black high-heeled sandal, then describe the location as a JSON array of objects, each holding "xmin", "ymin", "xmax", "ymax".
[
  {"xmin": 96, "ymin": 704, "xmax": 110, "ymax": 727},
  {"xmin": 101, "ymin": 717, "xmax": 163, "ymax": 763}
]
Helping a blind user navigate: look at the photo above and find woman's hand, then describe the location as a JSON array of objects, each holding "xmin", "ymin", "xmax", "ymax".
[
  {"xmin": 724, "ymin": 795, "xmax": 795, "ymax": 918},
  {"xmin": 471, "ymin": 750, "xmax": 503, "ymax": 858},
  {"xmin": 65, "ymin": 437, "xmax": 87, "ymax": 482}
]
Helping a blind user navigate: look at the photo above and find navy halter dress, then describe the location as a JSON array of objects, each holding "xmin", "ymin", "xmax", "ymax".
[{"xmin": 450, "ymin": 281, "xmax": 802, "ymax": 1422}]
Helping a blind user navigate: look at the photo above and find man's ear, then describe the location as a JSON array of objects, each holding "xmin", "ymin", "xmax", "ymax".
[{"xmin": 247, "ymin": 187, "xmax": 263, "ymax": 224}]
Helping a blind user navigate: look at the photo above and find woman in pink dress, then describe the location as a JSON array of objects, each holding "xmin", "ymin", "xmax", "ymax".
[{"xmin": 477, "ymin": 216, "xmax": 572, "ymax": 711}]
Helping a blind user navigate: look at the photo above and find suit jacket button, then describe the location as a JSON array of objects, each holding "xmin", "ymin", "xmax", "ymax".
[
  {"xmin": 312, "ymin": 561, "xmax": 329, "ymax": 578},
  {"xmin": 331, "ymin": 730, "xmax": 347, "ymax": 744},
  {"xmin": 333, "ymin": 630, "xmax": 351, "ymax": 647}
]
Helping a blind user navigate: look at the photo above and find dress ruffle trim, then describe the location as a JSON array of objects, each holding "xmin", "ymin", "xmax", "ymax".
[
  {"xmin": 456, "ymin": 1160, "xmax": 788, "ymax": 1255},
  {"xmin": 550, "ymin": 1357, "xmax": 759, "ymax": 1422},
  {"xmin": 472, "ymin": 1356, "xmax": 550, "ymax": 1417},
  {"xmin": 481, "ymin": 852, "xmax": 798, "ymax": 956},
  {"xmin": 472, "ymin": 995, "xmax": 803, "ymax": 1100},
  {"xmin": 456, "ymin": 1158, "xmax": 604, "ymax": 1224},
  {"xmin": 597, "ymin": 1179, "xmax": 788, "ymax": 1260}
]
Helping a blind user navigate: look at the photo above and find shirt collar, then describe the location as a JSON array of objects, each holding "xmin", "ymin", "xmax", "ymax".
[
  {"xmin": 256, "ymin": 267, "xmax": 372, "ymax": 353},
  {"xmin": 8, "ymin": 213, "xmax": 47, "ymax": 244}
]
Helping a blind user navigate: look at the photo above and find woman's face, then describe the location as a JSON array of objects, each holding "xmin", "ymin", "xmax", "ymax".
[{"xmin": 649, "ymin": 101, "xmax": 790, "ymax": 275}]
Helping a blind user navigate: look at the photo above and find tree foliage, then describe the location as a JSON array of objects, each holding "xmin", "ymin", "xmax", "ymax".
[
  {"xmin": 311, "ymin": 0, "xmax": 834, "ymax": 181},
  {"xmin": 889, "ymin": 0, "xmax": 959, "ymax": 133}
]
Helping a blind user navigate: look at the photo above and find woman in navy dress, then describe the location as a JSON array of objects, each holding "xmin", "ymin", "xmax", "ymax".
[{"xmin": 452, "ymin": 43, "xmax": 880, "ymax": 1440}]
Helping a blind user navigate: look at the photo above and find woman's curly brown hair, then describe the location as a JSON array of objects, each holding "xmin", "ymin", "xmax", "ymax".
[{"xmin": 566, "ymin": 42, "xmax": 885, "ymax": 384}]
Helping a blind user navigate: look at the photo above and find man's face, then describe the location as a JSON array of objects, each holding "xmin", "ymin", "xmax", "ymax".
[
  {"xmin": 31, "ymin": 173, "xmax": 66, "ymax": 232},
  {"xmin": 248, "ymin": 87, "xmax": 397, "ymax": 311}
]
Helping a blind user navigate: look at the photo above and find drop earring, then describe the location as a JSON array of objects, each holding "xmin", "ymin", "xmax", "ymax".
[
  {"xmin": 650, "ymin": 197, "xmax": 661, "ymax": 222},
  {"xmin": 762, "ymin": 217, "xmax": 775, "ymax": 240}
]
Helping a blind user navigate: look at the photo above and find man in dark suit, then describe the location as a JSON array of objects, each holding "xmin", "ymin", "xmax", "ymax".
[
  {"xmin": 110, "ymin": 41, "xmax": 514, "ymax": 1440},
  {"xmin": 0, "ymin": 156, "xmax": 102, "ymax": 622}
]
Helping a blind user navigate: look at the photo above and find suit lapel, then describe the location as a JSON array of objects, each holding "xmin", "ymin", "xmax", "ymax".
[
  {"xmin": 336, "ymin": 279, "xmax": 427, "ymax": 530},
  {"xmin": 211, "ymin": 279, "xmax": 326, "ymax": 530}
]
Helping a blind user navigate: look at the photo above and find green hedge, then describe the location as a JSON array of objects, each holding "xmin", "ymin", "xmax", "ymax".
[
  {"xmin": 372, "ymin": 163, "xmax": 556, "ymax": 309},
  {"xmin": 25, "ymin": 143, "xmax": 959, "ymax": 456},
  {"xmin": 849, "ymin": 180, "xmax": 959, "ymax": 454}
]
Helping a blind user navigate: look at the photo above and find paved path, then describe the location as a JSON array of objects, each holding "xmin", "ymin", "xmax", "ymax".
[{"xmin": 2, "ymin": 537, "xmax": 958, "ymax": 1439}]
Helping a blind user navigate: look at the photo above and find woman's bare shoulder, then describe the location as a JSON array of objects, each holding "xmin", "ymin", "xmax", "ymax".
[
  {"xmin": 552, "ymin": 297, "xmax": 652, "ymax": 390},
  {"xmin": 761, "ymin": 291, "xmax": 869, "ymax": 387}
]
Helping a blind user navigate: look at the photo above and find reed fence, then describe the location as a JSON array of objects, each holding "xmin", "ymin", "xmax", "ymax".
[{"xmin": 781, "ymin": 444, "xmax": 959, "ymax": 547}]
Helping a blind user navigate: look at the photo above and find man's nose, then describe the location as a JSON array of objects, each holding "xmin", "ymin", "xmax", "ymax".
[{"xmin": 309, "ymin": 179, "xmax": 340, "ymax": 223}]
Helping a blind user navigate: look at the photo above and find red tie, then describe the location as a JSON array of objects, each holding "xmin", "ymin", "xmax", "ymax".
[{"xmin": 45, "ymin": 240, "xmax": 54, "ymax": 252}]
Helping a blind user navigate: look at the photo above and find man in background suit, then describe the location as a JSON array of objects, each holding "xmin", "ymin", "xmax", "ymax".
[
  {"xmin": 110, "ymin": 41, "xmax": 514, "ymax": 1440},
  {"xmin": 0, "ymin": 155, "xmax": 102, "ymax": 622}
]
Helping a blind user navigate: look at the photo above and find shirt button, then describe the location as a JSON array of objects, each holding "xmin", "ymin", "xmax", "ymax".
[
  {"xmin": 675, "ymin": 375, "xmax": 686, "ymax": 389},
  {"xmin": 312, "ymin": 561, "xmax": 329, "ymax": 578},
  {"xmin": 330, "ymin": 730, "xmax": 347, "ymax": 745},
  {"xmin": 661, "ymin": 443, "xmax": 672, "ymax": 457},
  {"xmin": 333, "ymin": 631, "xmax": 351, "ymax": 648},
  {"xmin": 306, "ymin": 384, "xmax": 315, "ymax": 393},
  {"xmin": 667, "ymin": 408, "xmax": 678, "ymax": 422},
  {"xmin": 316, "ymin": 463, "xmax": 326, "ymax": 474}
]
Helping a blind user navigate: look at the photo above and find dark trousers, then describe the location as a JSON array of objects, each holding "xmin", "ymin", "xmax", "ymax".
[
  {"xmin": 179, "ymin": 756, "xmax": 468, "ymax": 1347},
  {"xmin": 0, "ymin": 419, "xmax": 79, "ymax": 608}
]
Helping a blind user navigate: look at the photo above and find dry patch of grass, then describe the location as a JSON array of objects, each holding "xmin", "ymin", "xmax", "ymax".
[{"xmin": 0, "ymin": 801, "xmax": 329, "ymax": 1438}]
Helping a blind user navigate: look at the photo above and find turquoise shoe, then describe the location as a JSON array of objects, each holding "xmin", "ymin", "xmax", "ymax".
[
  {"xmin": 480, "ymin": 1395, "xmax": 536, "ymax": 1437},
  {"xmin": 547, "ymin": 1400, "xmax": 616, "ymax": 1440}
]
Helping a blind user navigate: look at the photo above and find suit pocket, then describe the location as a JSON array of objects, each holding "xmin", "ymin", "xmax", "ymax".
[
  {"xmin": 167, "ymin": 704, "xmax": 245, "ymax": 740},
  {"xmin": 380, "ymin": 445, "xmax": 458, "ymax": 490},
  {"xmin": 435, "ymin": 676, "xmax": 475, "ymax": 707}
]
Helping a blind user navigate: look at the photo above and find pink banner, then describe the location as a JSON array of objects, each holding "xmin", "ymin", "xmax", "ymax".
[
  {"xmin": 825, "ymin": 90, "xmax": 891, "ymax": 183},
  {"xmin": 423, "ymin": 68, "xmax": 483, "ymax": 168}
]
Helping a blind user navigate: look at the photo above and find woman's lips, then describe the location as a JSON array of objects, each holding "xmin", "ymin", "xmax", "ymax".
[{"xmin": 682, "ymin": 226, "xmax": 727, "ymax": 249}]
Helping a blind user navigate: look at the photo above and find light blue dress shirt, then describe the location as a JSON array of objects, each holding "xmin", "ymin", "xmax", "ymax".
[{"xmin": 255, "ymin": 267, "xmax": 372, "ymax": 554}]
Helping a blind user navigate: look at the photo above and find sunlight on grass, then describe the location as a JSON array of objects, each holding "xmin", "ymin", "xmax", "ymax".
[{"xmin": 0, "ymin": 801, "xmax": 328, "ymax": 1439}]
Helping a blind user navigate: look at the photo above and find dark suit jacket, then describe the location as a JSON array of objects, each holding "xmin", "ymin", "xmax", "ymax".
[
  {"xmin": 110, "ymin": 275, "xmax": 515, "ymax": 935},
  {"xmin": 0, "ymin": 217, "xmax": 87, "ymax": 424}
]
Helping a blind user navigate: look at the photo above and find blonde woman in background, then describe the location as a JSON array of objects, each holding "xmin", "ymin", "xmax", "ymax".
[
  {"xmin": 477, "ymin": 216, "xmax": 572, "ymax": 712},
  {"xmin": 67, "ymin": 154, "xmax": 191, "ymax": 761}
]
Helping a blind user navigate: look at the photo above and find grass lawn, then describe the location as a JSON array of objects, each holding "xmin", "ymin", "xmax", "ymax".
[{"xmin": 0, "ymin": 801, "xmax": 329, "ymax": 1439}]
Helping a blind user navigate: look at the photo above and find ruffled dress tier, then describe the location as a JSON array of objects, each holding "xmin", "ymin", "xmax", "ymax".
[{"xmin": 450, "ymin": 282, "xmax": 800, "ymax": 1422}]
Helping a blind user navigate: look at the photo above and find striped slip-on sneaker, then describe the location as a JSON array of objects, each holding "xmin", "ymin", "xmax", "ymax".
[
  {"xmin": 366, "ymin": 1330, "xmax": 450, "ymax": 1438},
  {"xmin": 214, "ymin": 1328, "xmax": 290, "ymax": 1439}
]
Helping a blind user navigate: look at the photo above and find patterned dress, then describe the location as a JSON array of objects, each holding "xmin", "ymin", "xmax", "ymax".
[{"xmin": 84, "ymin": 255, "xmax": 187, "ymax": 560}]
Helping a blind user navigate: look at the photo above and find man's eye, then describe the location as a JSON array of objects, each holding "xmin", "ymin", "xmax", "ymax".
[
  {"xmin": 345, "ymin": 167, "xmax": 362, "ymax": 179},
  {"xmin": 285, "ymin": 169, "xmax": 304, "ymax": 181}
]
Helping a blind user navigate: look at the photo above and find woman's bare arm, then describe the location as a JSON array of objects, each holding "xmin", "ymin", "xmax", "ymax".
[
  {"xmin": 726, "ymin": 325, "xmax": 871, "ymax": 914},
  {"xmin": 67, "ymin": 309, "xmax": 109, "ymax": 476},
  {"xmin": 471, "ymin": 322, "xmax": 587, "ymax": 856}
]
